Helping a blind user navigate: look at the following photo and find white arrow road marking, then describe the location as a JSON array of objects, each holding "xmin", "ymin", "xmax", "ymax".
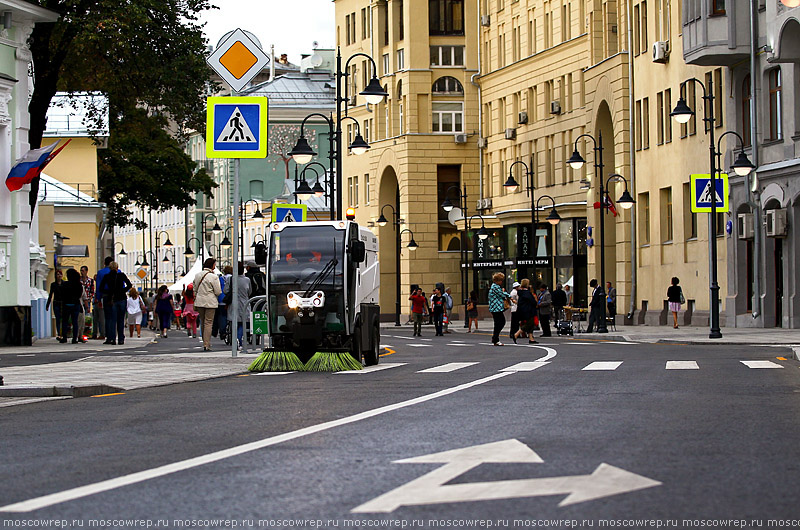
[
  {"xmin": 582, "ymin": 361, "xmax": 623, "ymax": 371},
  {"xmin": 741, "ymin": 360, "xmax": 783, "ymax": 369},
  {"xmin": 666, "ymin": 361, "xmax": 699, "ymax": 370},
  {"xmin": 418, "ymin": 362, "xmax": 479, "ymax": 373},
  {"xmin": 352, "ymin": 439, "xmax": 660, "ymax": 513}
]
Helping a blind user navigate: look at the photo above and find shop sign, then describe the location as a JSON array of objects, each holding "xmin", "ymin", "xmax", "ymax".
[
  {"xmin": 517, "ymin": 224, "xmax": 532, "ymax": 258},
  {"xmin": 517, "ymin": 258, "xmax": 551, "ymax": 267}
]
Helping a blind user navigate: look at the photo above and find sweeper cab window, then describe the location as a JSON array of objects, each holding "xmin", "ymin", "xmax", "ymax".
[{"xmin": 269, "ymin": 226, "xmax": 345, "ymax": 289}]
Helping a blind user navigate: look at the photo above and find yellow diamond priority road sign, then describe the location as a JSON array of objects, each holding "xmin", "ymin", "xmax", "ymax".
[{"xmin": 207, "ymin": 29, "xmax": 269, "ymax": 92}]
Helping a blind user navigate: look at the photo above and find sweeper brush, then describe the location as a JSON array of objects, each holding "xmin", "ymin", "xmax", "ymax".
[
  {"xmin": 248, "ymin": 350, "xmax": 305, "ymax": 372},
  {"xmin": 303, "ymin": 351, "xmax": 363, "ymax": 372}
]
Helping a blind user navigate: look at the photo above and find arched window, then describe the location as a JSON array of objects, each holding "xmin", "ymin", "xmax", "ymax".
[
  {"xmin": 432, "ymin": 76, "xmax": 464, "ymax": 95},
  {"xmin": 742, "ymin": 75, "xmax": 751, "ymax": 147}
]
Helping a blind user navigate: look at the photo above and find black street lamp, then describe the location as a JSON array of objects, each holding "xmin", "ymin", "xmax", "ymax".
[
  {"xmin": 377, "ymin": 204, "xmax": 403, "ymax": 326},
  {"xmin": 114, "ymin": 241, "xmax": 127, "ymax": 257},
  {"xmin": 154, "ymin": 230, "xmax": 173, "ymax": 293},
  {"xmin": 200, "ymin": 214, "xmax": 222, "ymax": 262},
  {"xmin": 239, "ymin": 199, "xmax": 263, "ymax": 266},
  {"xmin": 440, "ymin": 185, "xmax": 469, "ymax": 321},
  {"xmin": 399, "ymin": 228, "xmax": 419, "ymax": 251},
  {"xmin": 162, "ymin": 250, "xmax": 176, "ymax": 283},
  {"xmin": 184, "ymin": 236, "xmax": 201, "ymax": 272},
  {"xmin": 289, "ymin": 49, "xmax": 387, "ymax": 220},
  {"xmin": 535, "ymin": 195, "xmax": 563, "ymax": 226},
  {"xmin": 466, "ymin": 214, "xmax": 490, "ymax": 242},
  {"xmin": 670, "ymin": 78, "xmax": 754, "ymax": 339},
  {"xmin": 567, "ymin": 133, "xmax": 610, "ymax": 333}
]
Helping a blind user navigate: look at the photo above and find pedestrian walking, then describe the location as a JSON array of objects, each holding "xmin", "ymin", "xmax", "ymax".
[
  {"xmin": 46, "ymin": 269, "xmax": 64, "ymax": 340},
  {"xmin": 606, "ymin": 281, "xmax": 617, "ymax": 321},
  {"xmin": 508, "ymin": 281, "xmax": 521, "ymax": 341},
  {"xmin": 224, "ymin": 262, "xmax": 251, "ymax": 349},
  {"xmin": 99, "ymin": 262, "xmax": 132, "ymax": 345},
  {"xmin": 91, "ymin": 273, "xmax": 105, "ymax": 340},
  {"xmin": 182, "ymin": 285, "xmax": 199, "ymax": 338},
  {"xmin": 409, "ymin": 287, "xmax": 426, "ymax": 336},
  {"xmin": 217, "ymin": 265, "xmax": 233, "ymax": 343},
  {"xmin": 173, "ymin": 294, "xmax": 184, "ymax": 330},
  {"xmin": 667, "ymin": 277, "xmax": 684, "ymax": 329},
  {"xmin": 443, "ymin": 287, "xmax": 454, "ymax": 333},
  {"xmin": 59, "ymin": 268, "xmax": 85, "ymax": 343},
  {"xmin": 513, "ymin": 279, "xmax": 538, "ymax": 344},
  {"xmin": 488, "ymin": 272, "xmax": 512, "ymax": 346},
  {"xmin": 95, "ymin": 256, "xmax": 114, "ymax": 341},
  {"xmin": 79, "ymin": 266, "xmax": 94, "ymax": 338},
  {"xmin": 465, "ymin": 291, "xmax": 479, "ymax": 333},
  {"xmin": 564, "ymin": 284, "xmax": 573, "ymax": 306},
  {"xmin": 431, "ymin": 287, "xmax": 445, "ymax": 336},
  {"xmin": 537, "ymin": 284, "xmax": 553, "ymax": 337},
  {"xmin": 586, "ymin": 279, "xmax": 603, "ymax": 333},
  {"xmin": 552, "ymin": 283, "xmax": 567, "ymax": 322},
  {"xmin": 154, "ymin": 285, "xmax": 176, "ymax": 338},
  {"xmin": 126, "ymin": 288, "xmax": 146, "ymax": 338},
  {"xmin": 147, "ymin": 292, "xmax": 156, "ymax": 330},
  {"xmin": 194, "ymin": 258, "xmax": 222, "ymax": 351}
]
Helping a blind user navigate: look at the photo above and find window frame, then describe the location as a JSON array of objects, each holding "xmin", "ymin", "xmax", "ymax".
[{"xmin": 432, "ymin": 101, "xmax": 465, "ymax": 133}]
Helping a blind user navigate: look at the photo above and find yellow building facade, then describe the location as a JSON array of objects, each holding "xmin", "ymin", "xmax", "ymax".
[{"xmin": 334, "ymin": 0, "xmax": 481, "ymax": 318}]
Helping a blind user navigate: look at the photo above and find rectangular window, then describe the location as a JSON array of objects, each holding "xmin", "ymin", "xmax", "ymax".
[
  {"xmin": 635, "ymin": 99, "xmax": 642, "ymax": 151},
  {"xmin": 742, "ymin": 75, "xmax": 752, "ymax": 147},
  {"xmin": 383, "ymin": 53, "xmax": 390, "ymax": 75},
  {"xmin": 660, "ymin": 187, "xmax": 673, "ymax": 243},
  {"xmin": 768, "ymin": 69, "xmax": 782, "ymax": 141},
  {"xmin": 346, "ymin": 14, "xmax": 351, "ymax": 45},
  {"xmin": 633, "ymin": 5, "xmax": 640, "ymax": 56},
  {"xmin": 665, "ymin": 88, "xmax": 672, "ymax": 143},
  {"xmin": 397, "ymin": 0, "xmax": 404, "ymax": 40},
  {"xmin": 362, "ymin": 8, "xmax": 369, "ymax": 39},
  {"xmin": 641, "ymin": 1, "xmax": 648, "ymax": 56},
  {"xmin": 714, "ymin": 68, "xmax": 723, "ymax": 128},
  {"xmin": 643, "ymin": 97, "xmax": 650, "ymax": 149},
  {"xmin": 639, "ymin": 192, "xmax": 650, "ymax": 245},
  {"xmin": 397, "ymin": 49, "xmax": 405, "ymax": 70},
  {"xmin": 429, "ymin": 0, "xmax": 465, "ymax": 36},
  {"xmin": 657, "ymin": 91, "xmax": 664, "ymax": 145},
  {"xmin": 688, "ymin": 80, "xmax": 697, "ymax": 136},
  {"xmin": 430, "ymin": 45, "xmax": 465, "ymax": 66},
  {"xmin": 711, "ymin": 0, "xmax": 725, "ymax": 15},
  {"xmin": 432, "ymin": 102, "xmax": 464, "ymax": 133},
  {"xmin": 364, "ymin": 119, "xmax": 370, "ymax": 143},
  {"xmin": 364, "ymin": 174, "xmax": 370, "ymax": 205}
]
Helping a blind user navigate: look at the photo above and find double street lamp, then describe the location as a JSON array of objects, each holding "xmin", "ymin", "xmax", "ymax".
[
  {"xmin": 154, "ymin": 230, "xmax": 173, "ymax": 291},
  {"xmin": 504, "ymin": 158, "xmax": 563, "ymax": 227},
  {"xmin": 199, "ymin": 214, "xmax": 222, "ymax": 262},
  {"xmin": 289, "ymin": 49, "xmax": 388, "ymax": 220},
  {"xmin": 567, "ymin": 135, "xmax": 634, "ymax": 333},
  {"xmin": 441, "ymin": 185, "xmax": 469, "ymax": 316},
  {"xmin": 671, "ymin": 77, "xmax": 755, "ymax": 339}
]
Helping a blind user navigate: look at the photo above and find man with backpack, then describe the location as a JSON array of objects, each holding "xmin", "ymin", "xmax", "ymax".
[
  {"xmin": 443, "ymin": 286, "xmax": 454, "ymax": 333},
  {"xmin": 246, "ymin": 261, "xmax": 266, "ymax": 298}
]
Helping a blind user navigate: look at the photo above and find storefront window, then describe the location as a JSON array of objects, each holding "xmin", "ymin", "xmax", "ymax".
[
  {"xmin": 577, "ymin": 219, "xmax": 588, "ymax": 255},
  {"xmin": 507, "ymin": 226, "xmax": 517, "ymax": 258},
  {"xmin": 556, "ymin": 222, "xmax": 574, "ymax": 255}
]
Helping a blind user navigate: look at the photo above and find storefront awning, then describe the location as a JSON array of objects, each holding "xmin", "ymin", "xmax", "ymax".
[{"xmin": 59, "ymin": 245, "xmax": 89, "ymax": 257}]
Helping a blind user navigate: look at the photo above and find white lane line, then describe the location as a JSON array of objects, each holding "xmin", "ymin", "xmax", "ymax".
[
  {"xmin": 406, "ymin": 344, "xmax": 431, "ymax": 348},
  {"xmin": 582, "ymin": 361, "xmax": 623, "ymax": 371},
  {"xmin": 741, "ymin": 360, "xmax": 784, "ymax": 369},
  {"xmin": 336, "ymin": 363, "xmax": 407, "ymax": 374},
  {"xmin": 380, "ymin": 345, "xmax": 394, "ymax": 349},
  {"xmin": 603, "ymin": 341, "xmax": 636, "ymax": 345},
  {"xmin": 500, "ymin": 361, "xmax": 550, "ymax": 372},
  {"xmin": 135, "ymin": 350, "xmax": 148, "ymax": 353},
  {"xmin": 419, "ymin": 338, "xmax": 433, "ymax": 342},
  {"xmin": 0, "ymin": 371, "xmax": 513, "ymax": 513},
  {"xmin": 418, "ymin": 362, "xmax": 479, "ymax": 373},
  {"xmin": 666, "ymin": 361, "xmax": 699, "ymax": 370},
  {"xmin": 563, "ymin": 342, "xmax": 599, "ymax": 345},
  {"xmin": 16, "ymin": 354, "xmax": 36, "ymax": 357},
  {"xmin": 253, "ymin": 372, "xmax": 296, "ymax": 376}
]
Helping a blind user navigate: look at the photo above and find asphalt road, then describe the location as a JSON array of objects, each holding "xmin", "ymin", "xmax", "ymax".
[{"xmin": 1, "ymin": 329, "xmax": 799, "ymax": 529}]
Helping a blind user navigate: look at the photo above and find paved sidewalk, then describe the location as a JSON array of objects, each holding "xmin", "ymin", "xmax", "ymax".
[{"xmin": 0, "ymin": 335, "xmax": 156, "ymax": 356}]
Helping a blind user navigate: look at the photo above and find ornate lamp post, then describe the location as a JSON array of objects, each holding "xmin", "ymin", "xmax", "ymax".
[
  {"xmin": 199, "ymin": 214, "xmax": 222, "ymax": 262},
  {"xmin": 440, "ymin": 185, "xmax": 469, "ymax": 322},
  {"xmin": 377, "ymin": 204, "xmax": 403, "ymax": 326}
]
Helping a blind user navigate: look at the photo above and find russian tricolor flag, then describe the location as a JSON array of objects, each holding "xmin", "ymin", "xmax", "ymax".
[{"xmin": 5, "ymin": 140, "xmax": 70, "ymax": 192}]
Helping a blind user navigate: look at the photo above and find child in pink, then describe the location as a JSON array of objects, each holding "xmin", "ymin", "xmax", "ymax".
[{"xmin": 182, "ymin": 285, "xmax": 199, "ymax": 338}]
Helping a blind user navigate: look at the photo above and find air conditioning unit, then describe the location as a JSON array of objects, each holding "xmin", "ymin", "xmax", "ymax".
[
  {"xmin": 454, "ymin": 133, "xmax": 468, "ymax": 144},
  {"xmin": 477, "ymin": 137, "xmax": 488, "ymax": 149},
  {"xmin": 504, "ymin": 128, "xmax": 517, "ymax": 140},
  {"xmin": 737, "ymin": 213, "xmax": 754, "ymax": 240},
  {"xmin": 518, "ymin": 111, "xmax": 528, "ymax": 124},
  {"xmin": 550, "ymin": 101, "xmax": 562, "ymax": 115},
  {"xmin": 652, "ymin": 41, "xmax": 669, "ymax": 63},
  {"xmin": 766, "ymin": 208, "xmax": 788, "ymax": 237},
  {"xmin": 480, "ymin": 14, "xmax": 491, "ymax": 26},
  {"xmin": 476, "ymin": 198, "xmax": 493, "ymax": 210}
]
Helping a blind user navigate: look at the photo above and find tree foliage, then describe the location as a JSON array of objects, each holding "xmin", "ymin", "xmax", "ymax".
[
  {"xmin": 268, "ymin": 124, "xmax": 318, "ymax": 179},
  {"xmin": 27, "ymin": 0, "xmax": 218, "ymax": 225}
]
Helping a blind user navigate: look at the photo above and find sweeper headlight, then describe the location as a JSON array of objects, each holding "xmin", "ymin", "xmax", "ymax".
[
  {"xmin": 287, "ymin": 291, "xmax": 325, "ymax": 310},
  {"xmin": 287, "ymin": 293, "xmax": 299, "ymax": 309}
]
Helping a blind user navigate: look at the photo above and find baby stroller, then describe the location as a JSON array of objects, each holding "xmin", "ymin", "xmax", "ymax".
[{"xmin": 555, "ymin": 307, "xmax": 573, "ymax": 336}]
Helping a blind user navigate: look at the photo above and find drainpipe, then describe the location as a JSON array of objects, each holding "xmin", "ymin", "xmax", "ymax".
[
  {"xmin": 473, "ymin": 0, "xmax": 484, "ymax": 203},
  {"xmin": 626, "ymin": 0, "xmax": 638, "ymax": 322},
  {"xmin": 748, "ymin": 0, "xmax": 761, "ymax": 319}
]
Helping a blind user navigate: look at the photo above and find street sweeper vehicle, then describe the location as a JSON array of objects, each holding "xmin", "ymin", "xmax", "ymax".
[{"xmin": 257, "ymin": 219, "xmax": 381, "ymax": 369}]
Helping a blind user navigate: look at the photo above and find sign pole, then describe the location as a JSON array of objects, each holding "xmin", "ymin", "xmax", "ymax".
[{"xmin": 232, "ymin": 157, "xmax": 240, "ymax": 357}]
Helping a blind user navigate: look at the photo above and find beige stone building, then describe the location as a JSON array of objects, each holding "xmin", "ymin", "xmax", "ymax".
[{"xmin": 334, "ymin": 0, "xmax": 481, "ymax": 319}]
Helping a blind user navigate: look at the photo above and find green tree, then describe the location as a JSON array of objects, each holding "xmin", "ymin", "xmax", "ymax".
[{"xmin": 27, "ymin": 0, "xmax": 217, "ymax": 224}]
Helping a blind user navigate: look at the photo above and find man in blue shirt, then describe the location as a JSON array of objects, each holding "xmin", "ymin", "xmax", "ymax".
[
  {"xmin": 212, "ymin": 265, "xmax": 230, "ymax": 342},
  {"xmin": 95, "ymin": 256, "xmax": 114, "ymax": 341}
]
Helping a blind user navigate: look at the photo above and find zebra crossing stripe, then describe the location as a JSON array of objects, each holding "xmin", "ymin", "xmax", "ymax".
[
  {"xmin": 582, "ymin": 361, "xmax": 623, "ymax": 371},
  {"xmin": 418, "ymin": 362, "xmax": 479, "ymax": 373},
  {"xmin": 741, "ymin": 360, "xmax": 784, "ymax": 369},
  {"xmin": 500, "ymin": 361, "xmax": 550, "ymax": 372},
  {"xmin": 336, "ymin": 363, "xmax": 407, "ymax": 374},
  {"xmin": 666, "ymin": 361, "xmax": 699, "ymax": 370}
]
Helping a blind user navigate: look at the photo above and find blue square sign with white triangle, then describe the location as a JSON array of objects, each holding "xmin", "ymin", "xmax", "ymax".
[
  {"xmin": 206, "ymin": 96, "xmax": 268, "ymax": 158},
  {"xmin": 690, "ymin": 173, "xmax": 729, "ymax": 213}
]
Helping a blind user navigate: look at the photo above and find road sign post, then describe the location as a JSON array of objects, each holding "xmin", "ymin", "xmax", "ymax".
[{"xmin": 206, "ymin": 29, "xmax": 270, "ymax": 358}]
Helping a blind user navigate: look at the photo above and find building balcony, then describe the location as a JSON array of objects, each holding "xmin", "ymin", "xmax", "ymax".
[{"xmin": 682, "ymin": 2, "xmax": 751, "ymax": 66}]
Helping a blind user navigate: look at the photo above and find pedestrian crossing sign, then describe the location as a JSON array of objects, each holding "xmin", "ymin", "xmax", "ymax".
[
  {"xmin": 206, "ymin": 96, "xmax": 268, "ymax": 158},
  {"xmin": 272, "ymin": 204, "xmax": 307, "ymax": 223},
  {"xmin": 690, "ymin": 173, "xmax": 729, "ymax": 213}
]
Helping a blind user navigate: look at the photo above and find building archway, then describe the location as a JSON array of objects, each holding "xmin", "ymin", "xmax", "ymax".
[
  {"xmin": 594, "ymin": 101, "xmax": 617, "ymax": 290},
  {"xmin": 378, "ymin": 165, "xmax": 400, "ymax": 320},
  {"xmin": 763, "ymin": 199, "xmax": 785, "ymax": 327}
]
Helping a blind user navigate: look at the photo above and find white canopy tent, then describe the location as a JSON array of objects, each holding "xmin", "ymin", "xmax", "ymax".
[{"xmin": 168, "ymin": 256, "xmax": 222, "ymax": 293}]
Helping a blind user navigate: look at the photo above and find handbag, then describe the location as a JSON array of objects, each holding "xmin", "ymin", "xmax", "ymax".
[
  {"xmin": 503, "ymin": 298, "xmax": 511, "ymax": 311},
  {"xmin": 466, "ymin": 300, "xmax": 475, "ymax": 311},
  {"xmin": 679, "ymin": 290, "xmax": 686, "ymax": 305}
]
